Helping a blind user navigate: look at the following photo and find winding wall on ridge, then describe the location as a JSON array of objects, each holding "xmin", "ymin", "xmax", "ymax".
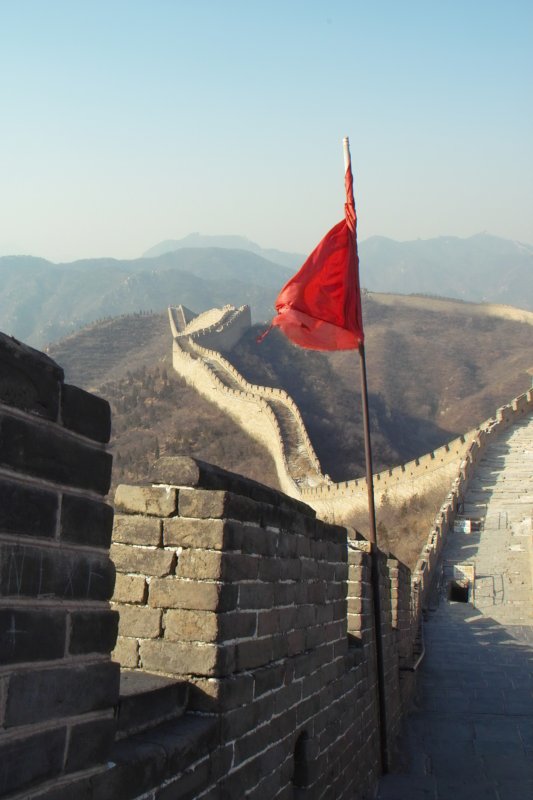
[
  {"xmin": 169, "ymin": 305, "xmax": 325, "ymax": 498},
  {"xmin": 168, "ymin": 303, "xmax": 533, "ymax": 525}
]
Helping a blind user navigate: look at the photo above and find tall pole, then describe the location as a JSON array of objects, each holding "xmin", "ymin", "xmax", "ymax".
[{"xmin": 343, "ymin": 137, "xmax": 389, "ymax": 773}]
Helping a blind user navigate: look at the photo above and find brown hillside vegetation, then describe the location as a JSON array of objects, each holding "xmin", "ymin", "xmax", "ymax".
[
  {"xmin": 232, "ymin": 294, "xmax": 532, "ymax": 480},
  {"xmin": 48, "ymin": 295, "xmax": 532, "ymax": 495},
  {"xmin": 48, "ymin": 313, "xmax": 280, "ymax": 494}
]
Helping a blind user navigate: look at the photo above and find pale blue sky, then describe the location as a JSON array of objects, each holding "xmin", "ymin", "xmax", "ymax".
[{"xmin": 0, "ymin": 0, "xmax": 531, "ymax": 261}]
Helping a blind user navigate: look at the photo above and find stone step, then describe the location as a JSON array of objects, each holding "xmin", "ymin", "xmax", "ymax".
[{"xmin": 116, "ymin": 670, "xmax": 189, "ymax": 740}]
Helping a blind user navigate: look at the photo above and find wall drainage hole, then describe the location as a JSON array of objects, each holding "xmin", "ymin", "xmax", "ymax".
[{"xmin": 449, "ymin": 580, "xmax": 469, "ymax": 602}]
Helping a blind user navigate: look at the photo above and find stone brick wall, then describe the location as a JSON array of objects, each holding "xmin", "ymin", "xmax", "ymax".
[
  {"xmin": 0, "ymin": 333, "xmax": 118, "ymax": 798},
  {"xmin": 110, "ymin": 456, "xmax": 421, "ymax": 799},
  {"xmin": 169, "ymin": 304, "xmax": 252, "ymax": 353}
]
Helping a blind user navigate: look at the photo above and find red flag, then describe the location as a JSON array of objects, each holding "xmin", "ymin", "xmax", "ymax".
[{"xmin": 264, "ymin": 162, "xmax": 364, "ymax": 351}]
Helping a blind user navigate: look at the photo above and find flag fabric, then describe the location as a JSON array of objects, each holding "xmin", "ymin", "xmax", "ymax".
[{"xmin": 263, "ymin": 163, "xmax": 364, "ymax": 351}]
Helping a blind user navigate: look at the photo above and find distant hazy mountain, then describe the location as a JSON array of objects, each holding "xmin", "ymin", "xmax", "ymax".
[
  {"xmin": 1, "ymin": 232, "xmax": 531, "ymax": 348},
  {"xmin": 0, "ymin": 249, "xmax": 292, "ymax": 347},
  {"xmin": 358, "ymin": 233, "xmax": 533, "ymax": 307},
  {"xmin": 142, "ymin": 233, "xmax": 304, "ymax": 269},
  {"xmin": 145, "ymin": 232, "xmax": 533, "ymax": 309}
]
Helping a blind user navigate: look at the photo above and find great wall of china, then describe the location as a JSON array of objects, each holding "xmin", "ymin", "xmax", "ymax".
[
  {"xmin": 168, "ymin": 302, "xmax": 512, "ymax": 521},
  {"xmin": 0, "ymin": 309, "xmax": 531, "ymax": 799}
]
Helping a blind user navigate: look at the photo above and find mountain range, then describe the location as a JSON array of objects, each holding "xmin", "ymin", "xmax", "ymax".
[
  {"xmin": 49, "ymin": 293, "xmax": 532, "ymax": 485},
  {"xmin": 1, "ymin": 232, "xmax": 531, "ymax": 347}
]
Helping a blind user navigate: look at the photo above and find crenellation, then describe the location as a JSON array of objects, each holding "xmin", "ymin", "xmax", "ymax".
[{"xmin": 0, "ymin": 335, "xmax": 119, "ymax": 799}]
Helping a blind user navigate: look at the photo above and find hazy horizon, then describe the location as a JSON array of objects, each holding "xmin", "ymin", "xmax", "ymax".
[
  {"xmin": 1, "ymin": 1, "xmax": 531, "ymax": 262},
  {"xmin": 1, "ymin": 229, "xmax": 532, "ymax": 266}
]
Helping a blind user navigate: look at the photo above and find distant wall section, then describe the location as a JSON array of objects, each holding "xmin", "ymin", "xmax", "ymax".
[{"xmin": 168, "ymin": 303, "xmax": 533, "ymax": 525}]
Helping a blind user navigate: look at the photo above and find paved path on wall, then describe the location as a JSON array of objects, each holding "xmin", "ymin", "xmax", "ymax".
[{"xmin": 377, "ymin": 415, "xmax": 533, "ymax": 800}]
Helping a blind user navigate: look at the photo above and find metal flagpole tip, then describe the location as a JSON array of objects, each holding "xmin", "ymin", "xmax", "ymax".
[{"xmin": 343, "ymin": 137, "xmax": 351, "ymax": 171}]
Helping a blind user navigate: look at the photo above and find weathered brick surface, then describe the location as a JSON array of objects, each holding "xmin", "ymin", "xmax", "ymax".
[
  {"xmin": 4, "ymin": 661, "xmax": 120, "ymax": 727},
  {"xmin": 176, "ymin": 548, "xmax": 259, "ymax": 582},
  {"xmin": 148, "ymin": 579, "xmax": 238, "ymax": 611},
  {"xmin": 69, "ymin": 609, "xmax": 119, "ymax": 655},
  {"xmin": 113, "ymin": 513, "xmax": 162, "ymax": 546},
  {"xmin": 0, "ymin": 542, "xmax": 116, "ymax": 600},
  {"xmin": 61, "ymin": 383, "xmax": 112, "ymax": 443},
  {"xmin": 151, "ymin": 456, "xmax": 315, "ymax": 518},
  {"xmin": 164, "ymin": 608, "xmax": 256, "ymax": 643},
  {"xmin": 65, "ymin": 716, "xmax": 117, "ymax": 771},
  {"xmin": 0, "ymin": 477, "xmax": 58, "ymax": 540},
  {"xmin": 0, "ymin": 335, "xmax": 119, "ymax": 799},
  {"xmin": 0, "ymin": 412, "xmax": 112, "ymax": 493},
  {"xmin": 60, "ymin": 494, "xmax": 114, "ymax": 549},
  {"xmin": 140, "ymin": 639, "xmax": 236, "ymax": 676},
  {"xmin": 113, "ymin": 573, "xmax": 147, "ymax": 604},
  {"xmin": 116, "ymin": 604, "xmax": 162, "ymax": 638},
  {"xmin": 112, "ymin": 635, "xmax": 139, "ymax": 668},
  {"xmin": 0, "ymin": 608, "xmax": 67, "ymax": 665},
  {"xmin": 115, "ymin": 485, "xmax": 178, "ymax": 517},
  {"xmin": 0, "ymin": 727, "xmax": 67, "ymax": 796},
  {"xmin": 111, "ymin": 543, "xmax": 176, "ymax": 577},
  {"xmin": 178, "ymin": 488, "xmax": 259, "ymax": 521},
  {"xmin": 185, "ymin": 673, "xmax": 255, "ymax": 712},
  {"xmin": 104, "ymin": 477, "xmax": 422, "ymax": 800},
  {"xmin": 0, "ymin": 332, "xmax": 63, "ymax": 420},
  {"xmin": 163, "ymin": 516, "xmax": 226, "ymax": 549}
]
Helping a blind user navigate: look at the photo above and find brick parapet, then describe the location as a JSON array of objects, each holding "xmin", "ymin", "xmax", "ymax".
[
  {"xmin": 108, "ymin": 456, "xmax": 420, "ymax": 799},
  {"xmin": 0, "ymin": 332, "xmax": 118, "ymax": 798},
  {"xmin": 189, "ymin": 339, "xmax": 323, "ymax": 478}
]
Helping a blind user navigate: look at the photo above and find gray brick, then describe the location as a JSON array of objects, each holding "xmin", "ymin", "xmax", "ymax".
[
  {"xmin": 112, "ymin": 636, "xmax": 139, "ymax": 669},
  {"xmin": 61, "ymin": 383, "xmax": 111, "ymax": 443},
  {"xmin": 236, "ymin": 637, "xmax": 273, "ymax": 670},
  {"xmin": 176, "ymin": 549, "xmax": 259, "ymax": 582},
  {"xmin": 113, "ymin": 514, "xmax": 162, "ymax": 546},
  {"xmin": 61, "ymin": 494, "xmax": 114, "ymax": 548},
  {"xmin": 65, "ymin": 716, "xmax": 116, "ymax": 771},
  {"xmin": 116, "ymin": 604, "xmax": 162, "ymax": 638},
  {"xmin": 0, "ymin": 412, "xmax": 112, "ymax": 494},
  {"xmin": 164, "ymin": 608, "xmax": 256, "ymax": 643},
  {"xmin": 178, "ymin": 488, "xmax": 259, "ymax": 521},
  {"xmin": 0, "ymin": 477, "xmax": 58, "ymax": 540},
  {"xmin": 0, "ymin": 543, "xmax": 115, "ymax": 600},
  {"xmin": 186, "ymin": 673, "xmax": 254, "ymax": 712},
  {"xmin": 114, "ymin": 485, "xmax": 178, "ymax": 517},
  {"xmin": 149, "ymin": 579, "xmax": 238, "ymax": 611},
  {"xmin": 112, "ymin": 573, "xmax": 147, "ymax": 604},
  {"xmin": 111, "ymin": 542, "xmax": 176, "ymax": 577},
  {"xmin": 4, "ymin": 661, "xmax": 120, "ymax": 726},
  {"xmin": 0, "ymin": 332, "xmax": 63, "ymax": 420},
  {"xmin": 238, "ymin": 583, "xmax": 274, "ymax": 610},
  {"xmin": 140, "ymin": 639, "xmax": 236, "ymax": 677},
  {"xmin": 163, "ymin": 517, "xmax": 226, "ymax": 549},
  {"xmin": 0, "ymin": 726, "xmax": 66, "ymax": 796},
  {"xmin": 69, "ymin": 609, "xmax": 119, "ymax": 655},
  {"xmin": 0, "ymin": 608, "xmax": 66, "ymax": 665}
]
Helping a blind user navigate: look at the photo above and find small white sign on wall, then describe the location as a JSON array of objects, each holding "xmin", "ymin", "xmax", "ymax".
[{"xmin": 454, "ymin": 518, "xmax": 472, "ymax": 534}]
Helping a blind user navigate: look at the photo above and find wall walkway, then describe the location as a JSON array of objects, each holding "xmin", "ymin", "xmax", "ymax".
[{"xmin": 377, "ymin": 413, "xmax": 533, "ymax": 800}]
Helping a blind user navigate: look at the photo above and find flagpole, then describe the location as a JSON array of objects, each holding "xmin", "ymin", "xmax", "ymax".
[{"xmin": 343, "ymin": 136, "xmax": 389, "ymax": 773}]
